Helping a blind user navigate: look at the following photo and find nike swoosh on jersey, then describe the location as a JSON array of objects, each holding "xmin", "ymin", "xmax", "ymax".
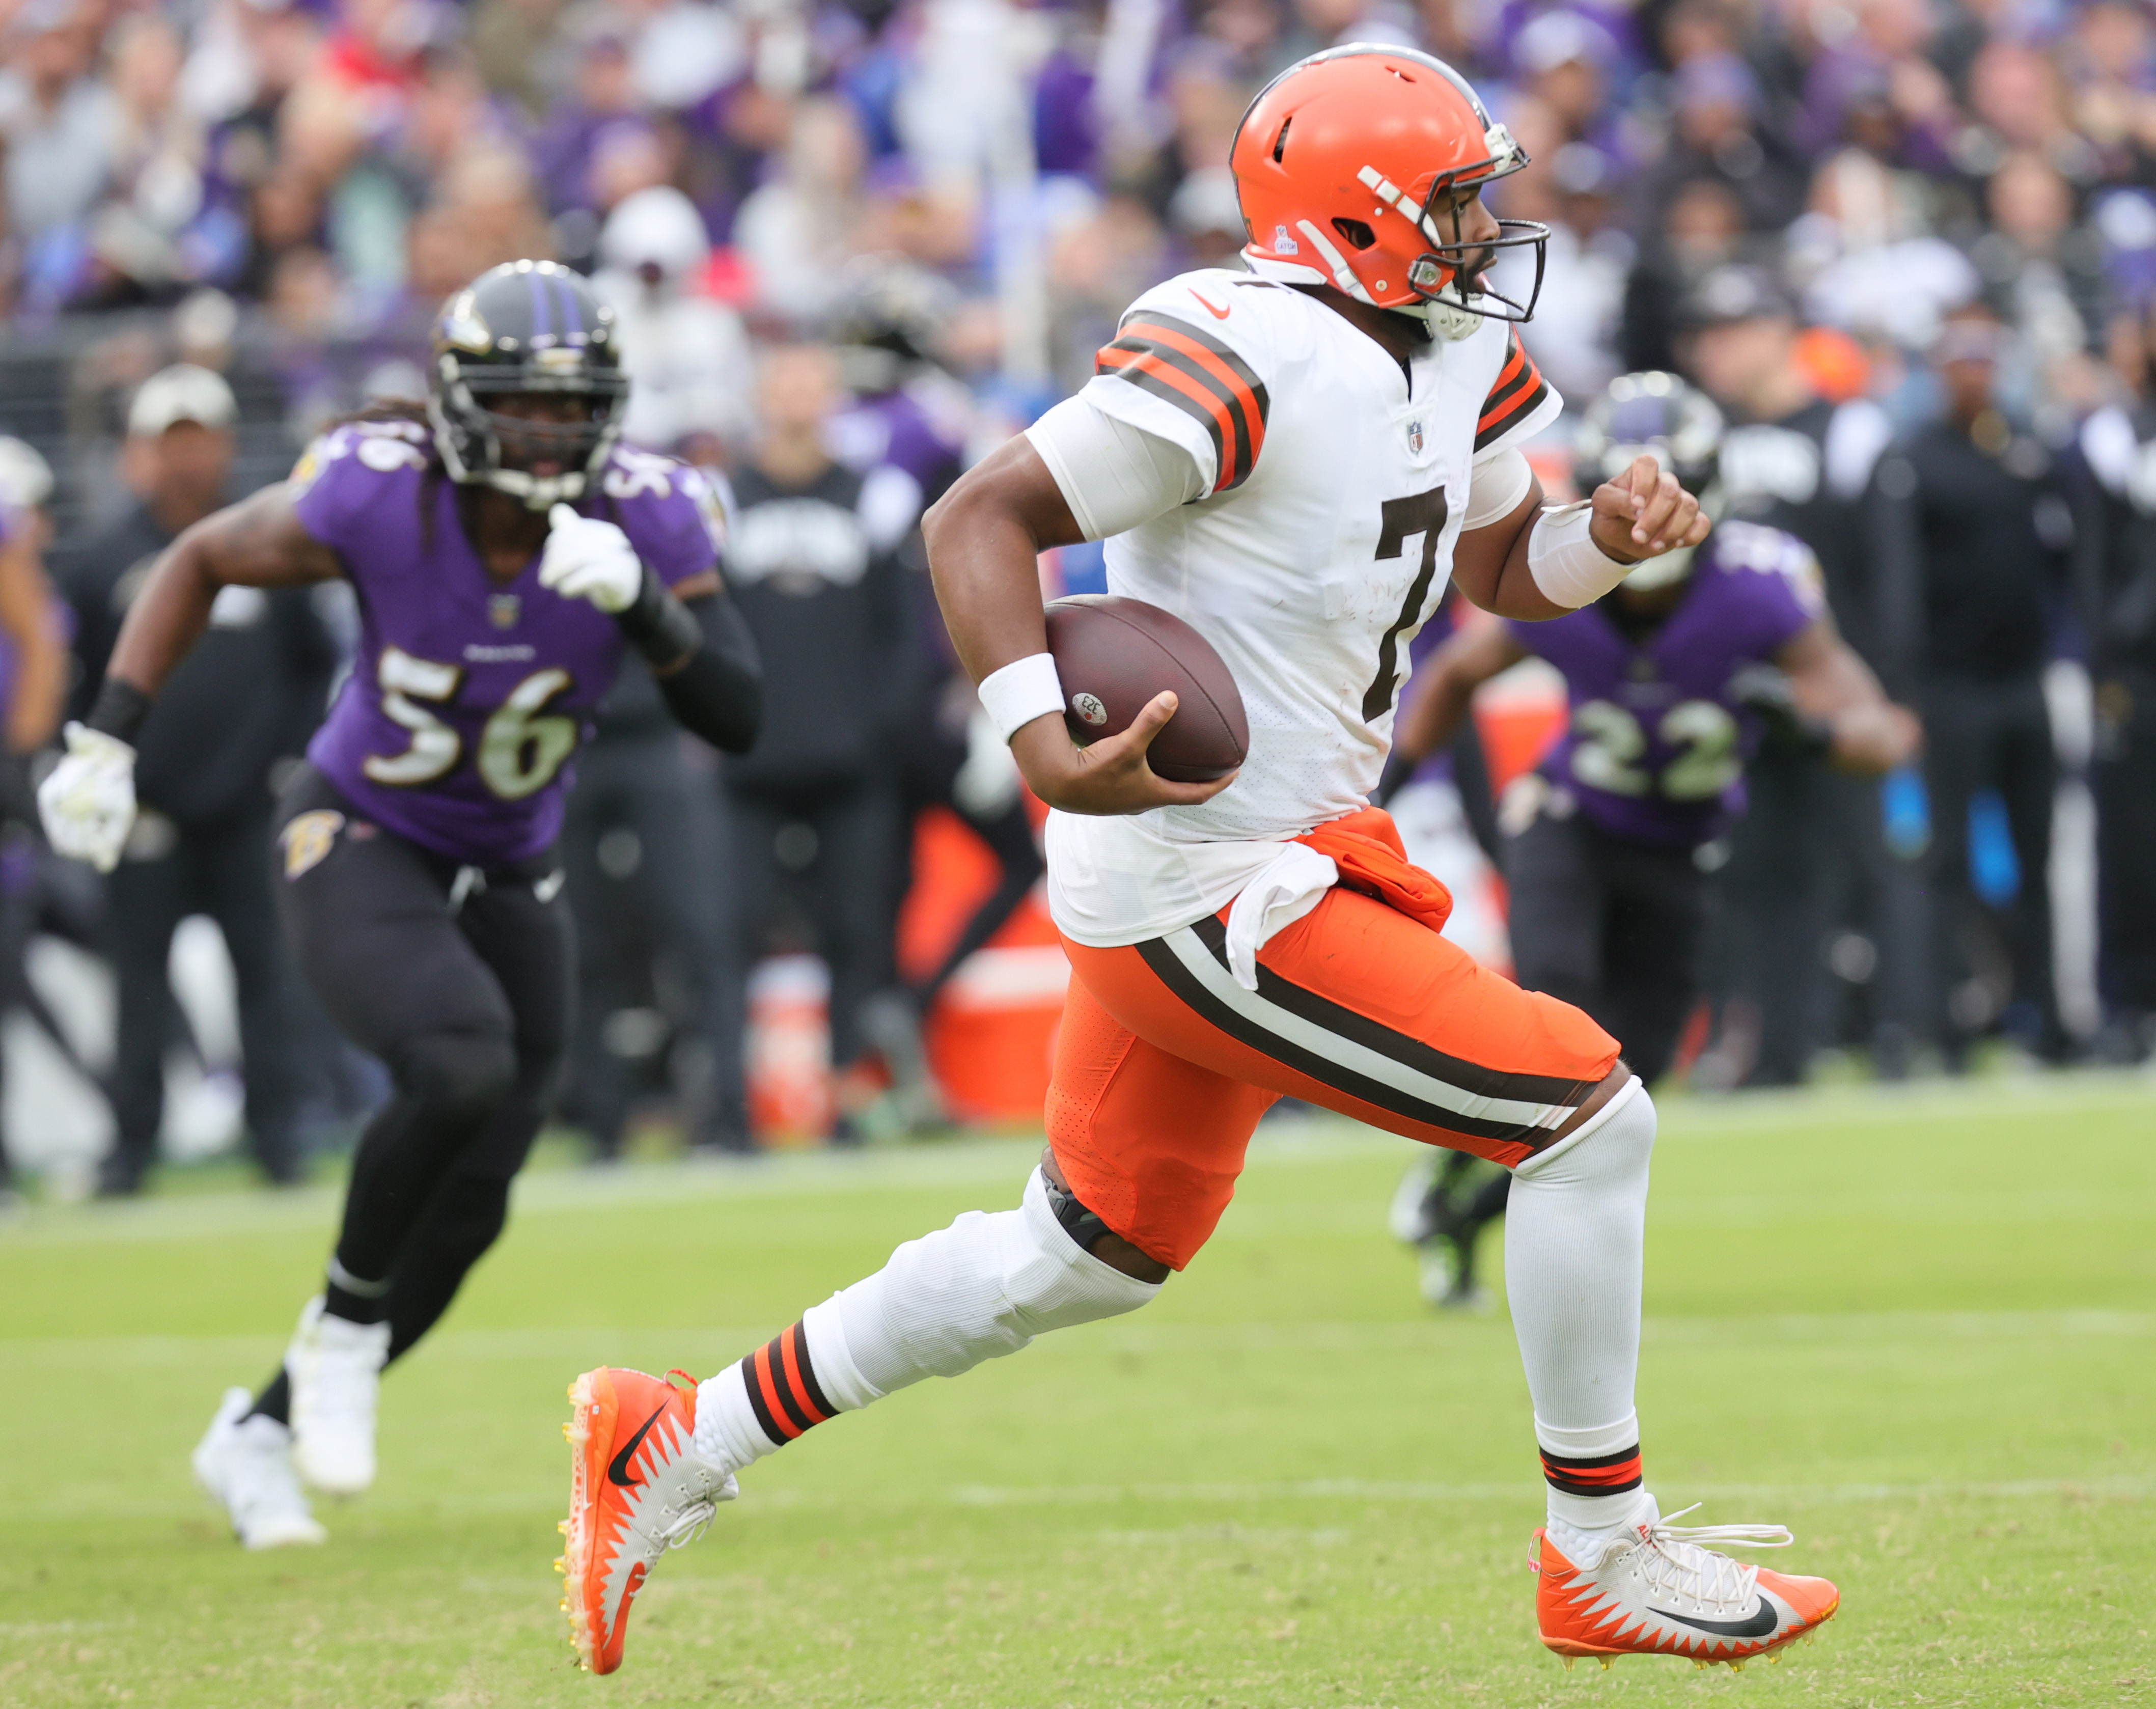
[
  {"xmin": 1661, "ymin": 1593, "xmax": 1783, "ymax": 1639},
  {"xmin": 1190, "ymin": 291, "xmax": 1231, "ymax": 319},
  {"xmin": 606, "ymin": 1403, "xmax": 670, "ymax": 1487}
]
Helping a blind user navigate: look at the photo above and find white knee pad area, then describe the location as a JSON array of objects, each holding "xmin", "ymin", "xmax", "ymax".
[
  {"xmin": 1510, "ymin": 1074, "xmax": 1655, "ymax": 1188},
  {"xmin": 1504, "ymin": 1077, "xmax": 1658, "ymax": 1452},
  {"xmin": 824, "ymin": 1168, "xmax": 1163, "ymax": 1399}
]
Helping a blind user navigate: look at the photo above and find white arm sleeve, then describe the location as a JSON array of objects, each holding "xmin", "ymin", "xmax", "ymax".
[
  {"xmin": 1025, "ymin": 395, "xmax": 1207, "ymax": 542},
  {"xmin": 1461, "ymin": 446, "xmax": 1535, "ymax": 531}
]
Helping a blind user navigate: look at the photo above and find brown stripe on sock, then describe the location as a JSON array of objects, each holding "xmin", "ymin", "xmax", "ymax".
[
  {"xmin": 760, "ymin": 1335, "xmax": 817, "ymax": 1434},
  {"xmin": 747, "ymin": 1343, "xmax": 805, "ymax": 1441},
  {"xmin": 1541, "ymin": 1445, "xmax": 1643, "ymax": 1498},
  {"xmin": 738, "ymin": 1348, "xmax": 786, "ymax": 1446},
  {"xmin": 779, "ymin": 1322, "xmax": 835, "ymax": 1424}
]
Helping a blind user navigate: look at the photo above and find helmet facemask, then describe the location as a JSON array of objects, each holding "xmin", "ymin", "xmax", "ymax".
[
  {"xmin": 431, "ymin": 356, "xmax": 629, "ymax": 511},
  {"xmin": 1375, "ymin": 139, "xmax": 1549, "ymax": 338},
  {"xmin": 1572, "ymin": 370, "xmax": 1727, "ymax": 591}
]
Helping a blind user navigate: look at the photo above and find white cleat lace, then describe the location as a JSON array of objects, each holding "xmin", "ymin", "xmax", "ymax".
[
  {"xmin": 654, "ymin": 1499, "xmax": 721, "ymax": 1550},
  {"xmin": 1621, "ymin": 1504, "xmax": 1792, "ymax": 1611}
]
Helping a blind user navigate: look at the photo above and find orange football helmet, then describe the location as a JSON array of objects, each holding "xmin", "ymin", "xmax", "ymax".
[{"xmin": 1229, "ymin": 44, "xmax": 1547, "ymax": 332}]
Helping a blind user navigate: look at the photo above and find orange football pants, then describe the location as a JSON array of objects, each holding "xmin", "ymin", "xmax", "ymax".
[{"xmin": 1047, "ymin": 888, "xmax": 1620, "ymax": 1270}]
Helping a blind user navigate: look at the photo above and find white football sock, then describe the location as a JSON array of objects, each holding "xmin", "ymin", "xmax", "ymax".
[
  {"xmin": 1546, "ymin": 1491, "xmax": 1658, "ymax": 1569},
  {"xmin": 1504, "ymin": 1076, "xmax": 1656, "ymax": 1533},
  {"xmin": 697, "ymin": 1168, "xmax": 1160, "ymax": 1474}
]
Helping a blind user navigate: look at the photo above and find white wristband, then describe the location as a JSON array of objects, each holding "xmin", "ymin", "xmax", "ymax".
[
  {"xmin": 977, "ymin": 652, "xmax": 1068, "ymax": 742},
  {"xmin": 1526, "ymin": 501, "xmax": 1637, "ymax": 610}
]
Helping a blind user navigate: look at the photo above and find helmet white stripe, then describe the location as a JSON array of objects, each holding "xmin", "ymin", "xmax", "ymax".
[
  {"xmin": 1296, "ymin": 219, "xmax": 1374, "ymax": 303},
  {"xmin": 1357, "ymin": 166, "xmax": 1405, "ymax": 207}
]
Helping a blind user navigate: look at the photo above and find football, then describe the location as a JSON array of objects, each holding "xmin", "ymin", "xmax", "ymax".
[{"xmin": 1042, "ymin": 594, "xmax": 1249, "ymax": 783}]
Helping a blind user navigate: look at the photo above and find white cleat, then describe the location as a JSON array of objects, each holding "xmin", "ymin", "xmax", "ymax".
[
  {"xmin": 192, "ymin": 1388, "xmax": 328, "ymax": 1550},
  {"xmin": 1388, "ymin": 1155, "xmax": 1439, "ymax": 1245},
  {"xmin": 1533, "ymin": 1496, "xmax": 1839, "ymax": 1667},
  {"xmin": 285, "ymin": 1296, "xmax": 390, "ymax": 1495},
  {"xmin": 561, "ymin": 1367, "xmax": 736, "ymax": 1673}
]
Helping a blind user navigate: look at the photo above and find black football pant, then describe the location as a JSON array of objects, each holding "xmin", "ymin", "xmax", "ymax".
[
  {"xmin": 247, "ymin": 768, "xmax": 571, "ymax": 1421},
  {"xmin": 712, "ymin": 780, "xmax": 900, "ymax": 1139},
  {"xmin": 1504, "ymin": 807, "xmax": 1711, "ymax": 1087},
  {"xmin": 0, "ymin": 832, "xmax": 32, "ymax": 1192},
  {"xmin": 1920, "ymin": 673, "xmax": 2062, "ymax": 1060},
  {"xmin": 1707, "ymin": 744, "xmax": 1829, "ymax": 1085},
  {"xmin": 100, "ymin": 806, "xmax": 304, "ymax": 1192},
  {"xmin": 1421, "ymin": 808, "xmax": 1709, "ymax": 1285},
  {"xmin": 2095, "ymin": 666, "xmax": 2156, "ymax": 1019},
  {"xmin": 559, "ymin": 731, "xmax": 727, "ymax": 1153}
]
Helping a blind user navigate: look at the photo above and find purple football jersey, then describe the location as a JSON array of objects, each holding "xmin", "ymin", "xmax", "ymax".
[
  {"xmin": 1506, "ymin": 520, "xmax": 1822, "ymax": 848},
  {"xmin": 1404, "ymin": 602, "xmax": 1460, "ymax": 787},
  {"xmin": 0, "ymin": 505, "xmax": 19, "ymax": 714},
  {"xmin": 295, "ymin": 421, "xmax": 722, "ymax": 865},
  {"xmin": 827, "ymin": 379, "xmax": 968, "ymax": 494}
]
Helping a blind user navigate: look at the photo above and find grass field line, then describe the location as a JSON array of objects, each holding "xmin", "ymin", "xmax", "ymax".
[
  {"xmin": 3, "ymin": 1308, "xmax": 2147, "ymax": 1366},
  {"xmin": 8, "ymin": 1473, "xmax": 2147, "ymax": 1528},
  {"xmin": 935, "ymin": 1474, "xmax": 2156, "ymax": 1508},
  {"xmin": 3, "ymin": 1068, "xmax": 2149, "ymax": 1251},
  {"xmin": 9, "ymin": 1178, "xmax": 2145, "ymax": 1255}
]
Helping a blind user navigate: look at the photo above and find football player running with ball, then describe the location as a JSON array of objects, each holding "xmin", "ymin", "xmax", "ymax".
[
  {"xmin": 559, "ymin": 49, "xmax": 1840, "ymax": 1676},
  {"xmin": 39, "ymin": 261, "xmax": 762, "ymax": 1549},
  {"xmin": 1387, "ymin": 372, "xmax": 1919, "ymax": 1317}
]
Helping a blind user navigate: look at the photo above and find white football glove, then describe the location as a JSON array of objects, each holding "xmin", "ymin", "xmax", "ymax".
[
  {"xmin": 539, "ymin": 503, "xmax": 642, "ymax": 615},
  {"xmin": 38, "ymin": 723, "xmax": 139, "ymax": 873}
]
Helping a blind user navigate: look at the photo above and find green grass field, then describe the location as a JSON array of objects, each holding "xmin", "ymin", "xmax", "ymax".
[{"xmin": 2, "ymin": 1074, "xmax": 2151, "ymax": 1707}]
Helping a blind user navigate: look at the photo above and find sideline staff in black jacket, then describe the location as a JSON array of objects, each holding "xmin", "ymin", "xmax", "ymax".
[
  {"xmin": 1869, "ymin": 307, "xmax": 2072, "ymax": 1064},
  {"xmin": 61, "ymin": 366, "xmax": 338, "ymax": 1194},
  {"xmin": 713, "ymin": 345, "xmax": 918, "ymax": 1143}
]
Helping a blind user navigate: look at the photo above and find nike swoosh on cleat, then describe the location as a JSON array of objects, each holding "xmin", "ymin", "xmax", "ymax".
[
  {"xmin": 1664, "ymin": 1594, "xmax": 1782, "ymax": 1639},
  {"xmin": 606, "ymin": 1404, "xmax": 669, "ymax": 1487},
  {"xmin": 1190, "ymin": 291, "xmax": 1231, "ymax": 319}
]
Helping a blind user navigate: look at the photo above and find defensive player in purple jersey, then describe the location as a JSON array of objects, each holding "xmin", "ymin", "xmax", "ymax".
[
  {"xmin": 38, "ymin": 260, "xmax": 763, "ymax": 1548},
  {"xmin": 1389, "ymin": 374, "xmax": 1917, "ymax": 1304}
]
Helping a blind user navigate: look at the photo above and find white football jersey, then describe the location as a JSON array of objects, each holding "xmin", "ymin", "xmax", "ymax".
[{"xmin": 1035, "ymin": 268, "xmax": 1561, "ymax": 946}]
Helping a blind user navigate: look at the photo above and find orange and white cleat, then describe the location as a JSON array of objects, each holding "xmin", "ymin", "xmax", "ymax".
[
  {"xmin": 559, "ymin": 1367, "xmax": 735, "ymax": 1674},
  {"xmin": 1532, "ymin": 1498, "xmax": 1838, "ymax": 1671}
]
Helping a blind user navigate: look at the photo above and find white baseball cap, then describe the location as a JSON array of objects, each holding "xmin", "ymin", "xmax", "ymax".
[
  {"xmin": 128, "ymin": 364, "xmax": 239, "ymax": 437},
  {"xmin": 0, "ymin": 436, "xmax": 54, "ymax": 510},
  {"xmin": 599, "ymin": 186, "xmax": 710, "ymax": 280}
]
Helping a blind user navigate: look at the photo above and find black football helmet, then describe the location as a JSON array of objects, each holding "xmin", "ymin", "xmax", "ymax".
[
  {"xmin": 831, "ymin": 259, "xmax": 959, "ymax": 394},
  {"xmin": 1573, "ymin": 371, "xmax": 1725, "ymax": 589},
  {"xmin": 429, "ymin": 260, "xmax": 629, "ymax": 509}
]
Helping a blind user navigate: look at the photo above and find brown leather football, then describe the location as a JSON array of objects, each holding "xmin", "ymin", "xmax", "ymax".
[{"xmin": 1042, "ymin": 594, "xmax": 1249, "ymax": 783}]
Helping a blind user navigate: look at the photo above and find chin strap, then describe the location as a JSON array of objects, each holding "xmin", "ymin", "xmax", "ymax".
[
  {"xmin": 1397, "ymin": 290, "xmax": 1483, "ymax": 342},
  {"xmin": 1241, "ymin": 240, "xmax": 1483, "ymax": 338}
]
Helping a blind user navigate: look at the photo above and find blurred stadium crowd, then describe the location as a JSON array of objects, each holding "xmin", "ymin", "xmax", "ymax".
[{"xmin": 2, "ymin": 0, "xmax": 2155, "ymax": 1195}]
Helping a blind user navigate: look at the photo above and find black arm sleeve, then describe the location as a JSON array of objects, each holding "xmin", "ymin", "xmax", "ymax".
[{"xmin": 653, "ymin": 591, "xmax": 763, "ymax": 754}]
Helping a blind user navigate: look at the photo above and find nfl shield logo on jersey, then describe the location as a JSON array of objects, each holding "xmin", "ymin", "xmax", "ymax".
[
  {"xmin": 1407, "ymin": 420, "xmax": 1424, "ymax": 454},
  {"xmin": 489, "ymin": 594, "xmax": 521, "ymax": 629}
]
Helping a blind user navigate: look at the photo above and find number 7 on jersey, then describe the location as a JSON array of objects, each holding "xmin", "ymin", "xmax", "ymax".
[{"xmin": 1364, "ymin": 486, "xmax": 1450, "ymax": 720}]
